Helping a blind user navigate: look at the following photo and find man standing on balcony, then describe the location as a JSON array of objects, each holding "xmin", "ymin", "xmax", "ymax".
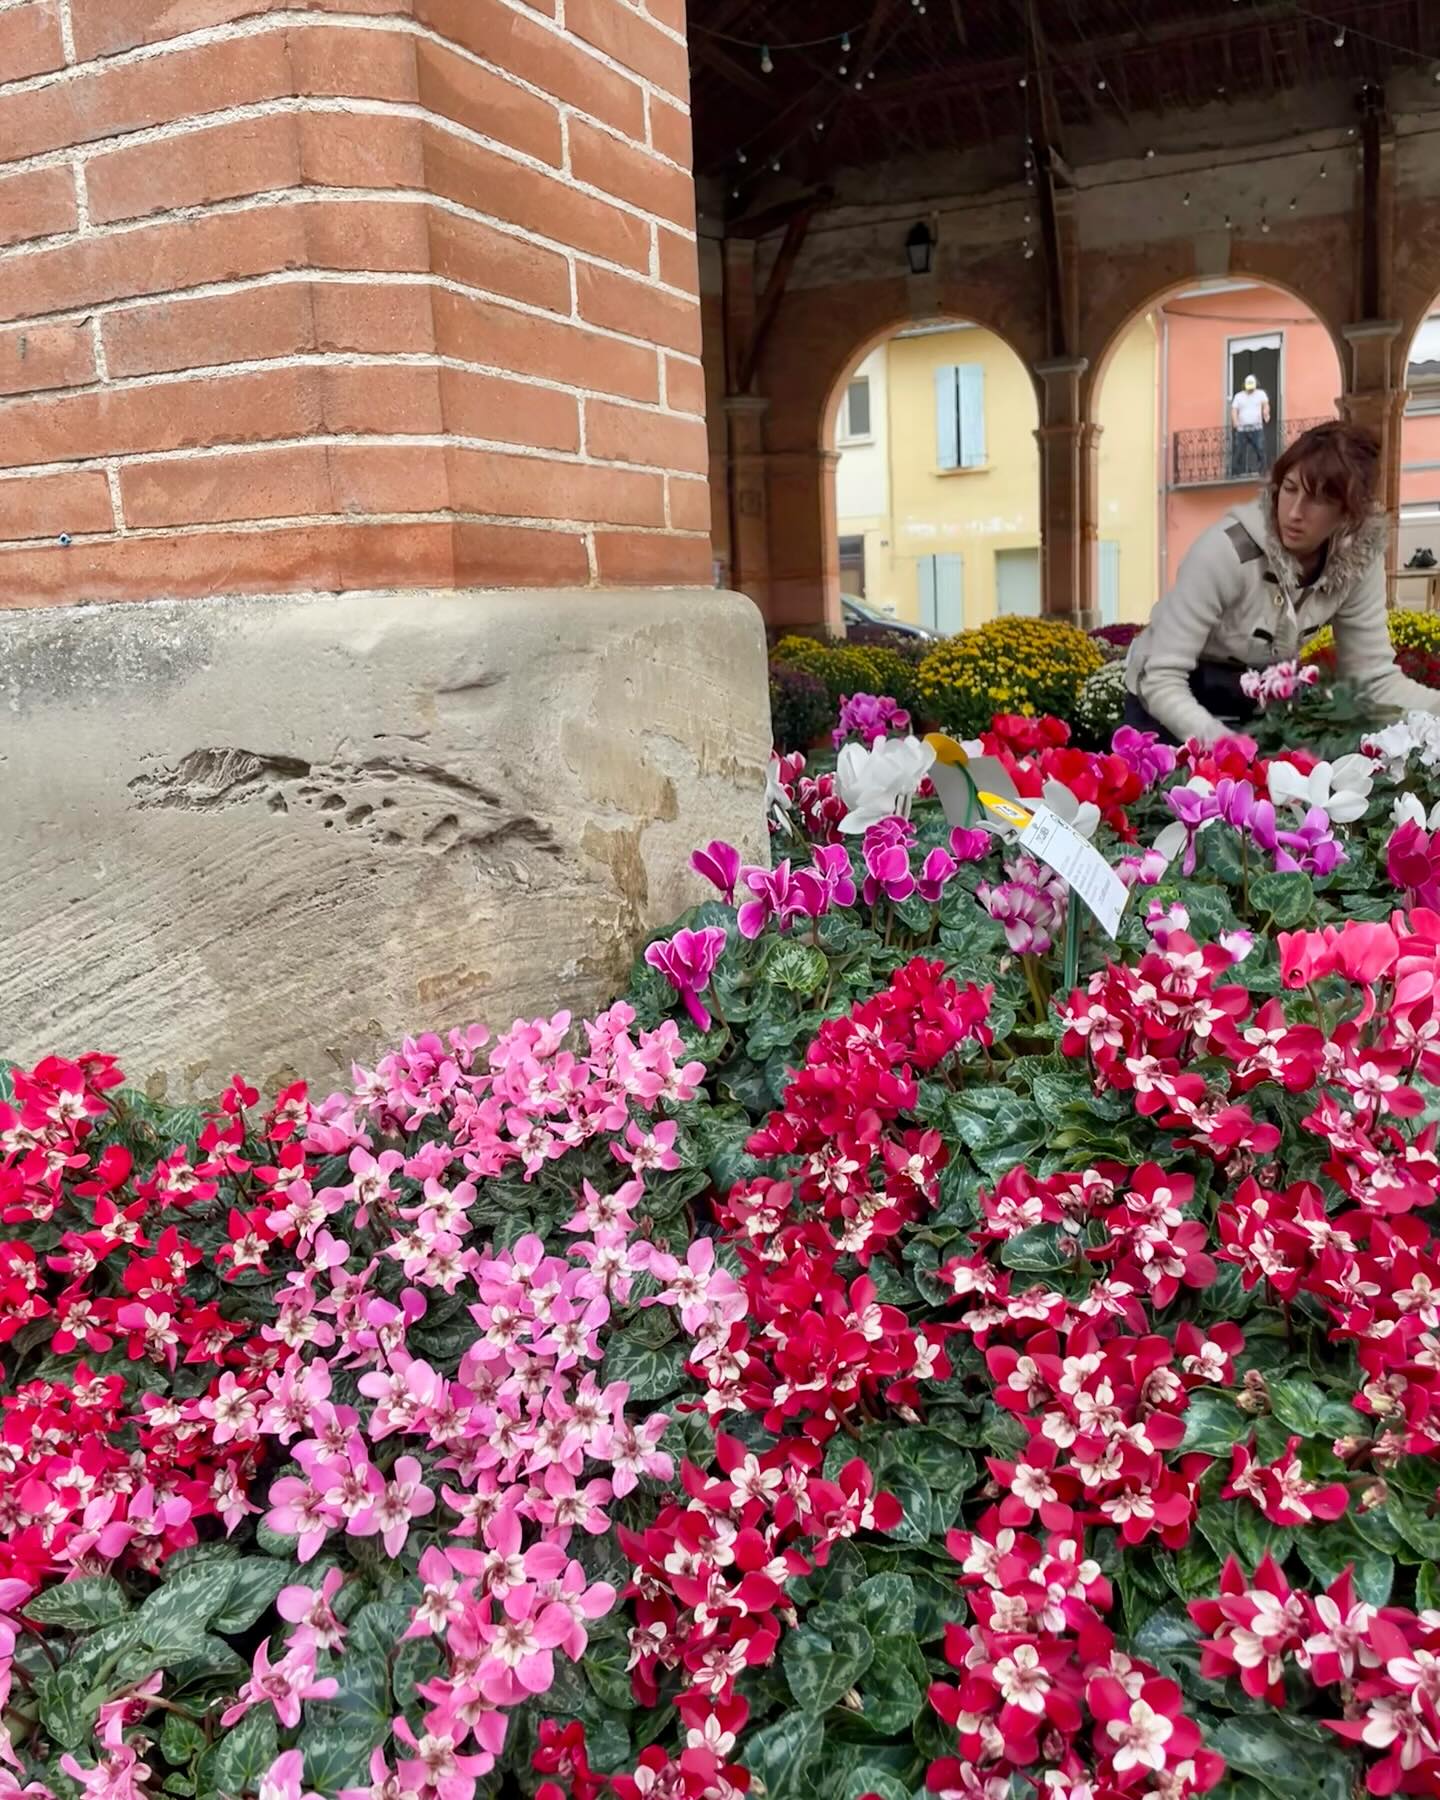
[{"xmin": 1230, "ymin": 374, "xmax": 1271, "ymax": 475}]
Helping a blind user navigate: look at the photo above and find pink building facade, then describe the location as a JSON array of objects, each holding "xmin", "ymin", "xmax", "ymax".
[{"xmin": 1152, "ymin": 283, "xmax": 1343, "ymax": 589}]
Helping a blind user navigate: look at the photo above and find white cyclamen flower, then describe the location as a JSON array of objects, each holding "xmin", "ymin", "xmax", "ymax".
[
  {"xmin": 1391, "ymin": 792, "xmax": 1440, "ymax": 831},
  {"xmin": 763, "ymin": 754, "xmax": 792, "ymax": 828},
  {"xmin": 836, "ymin": 735, "xmax": 937, "ymax": 834},
  {"xmin": 1268, "ymin": 753, "xmax": 1373, "ymax": 825}
]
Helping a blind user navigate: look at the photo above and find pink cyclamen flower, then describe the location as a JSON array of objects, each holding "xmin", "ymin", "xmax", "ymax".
[
  {"xmin": 1112, "ymin": 725, "xmax": 1178, "ymax": 787},
  {"xmin": 736, "ymin": 861, "xmax": 806, "ymax": 939},
  {"xmin": 948, "ymin": 826, "xmax": 991, "ymax": 863},
  {"xmin": 1388, "ymin": 819, "xmax": 1440, "ymax": 909},
  {"xmin": 612, "ymin": 1118, "xmax": 680, "ymax": 1174},
  {"xmin": 221, "ymin": 1639, "xmax": 338, "ymax": 1730},
  {"xmin": 59, "ymin": 1744, "xmax": 152, "ymax": 1800},
  {"xmin": 348, "ymin": 1454, "xmax": 434, "ymax": 1557},
  {"xmin": 277, "ymin": 1566, "xmax": 347, "ymax": 1652},
  {"xmin": 392, "ymin": 1719, "xmax": 500, "ymax": 1800},
  {"xmin": 917, "ymin": 846, "xmax": 958, "ymax": 904},
  {"xmin": 832, "ymin": 691, "xmax": 912, "ymax": 749},
  {"xmin": 257, "ymin": 1752, "xmax": 324, "ymax": 1800},
  {"xmin": 338, "ymin": 1748, "xmax": 425, "ymax": 1800},
  {"xmin": 644, "ymin": 926, "xmax": 728, "ymax": 1033},
  {"xmin": 1117, "ymin": 848, "xmax": 1168, "ymax": 889},
  {"xmin": 263, "ymin": 1474, "xmax": 341, "ymax": 1563},
  {"xmin": 791, "ymin": 842, "xmax": 857, "ymax": 916},
  {"xmin": 690, "ymin": 840, "xmax": 741, "ymax": 903},
  {"xmin": 861, "ymin": 833, "xmax": 915, "ymax": 907}
]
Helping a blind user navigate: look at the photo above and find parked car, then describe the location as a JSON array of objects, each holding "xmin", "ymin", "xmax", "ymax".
[{"xmin": 840, "ymin": 595, "xmax": 935, "ymax": 641}]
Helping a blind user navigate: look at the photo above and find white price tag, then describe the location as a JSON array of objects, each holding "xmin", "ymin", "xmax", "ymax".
[{"xmin": 1016, "ymin": 804, "xmax": 1130, "ymax": 939}]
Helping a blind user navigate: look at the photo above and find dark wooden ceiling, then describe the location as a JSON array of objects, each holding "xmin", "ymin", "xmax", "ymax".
[{"xmin": 689, "ymin": 0, "xmax": 1438, "ymax": 199}]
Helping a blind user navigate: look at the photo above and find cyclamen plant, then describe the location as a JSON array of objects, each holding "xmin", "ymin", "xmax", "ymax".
[{"xmin": 14, "ymin": 676, "xmax": 1440, "ymax": 1800}]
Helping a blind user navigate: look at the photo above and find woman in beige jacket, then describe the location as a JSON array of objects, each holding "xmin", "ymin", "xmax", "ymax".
[{"xmin": 1124, "ymin": 420, "xmax": 1440, "ymax": 744}]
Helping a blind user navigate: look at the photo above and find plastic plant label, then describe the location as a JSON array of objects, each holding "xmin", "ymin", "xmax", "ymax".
[
  {"xmin": 977, "ymin": 792, "xmax": 1034, "ymax": 830},
  {"xmin": 1016, "ymin": 804, "xmax": 1130, "ymax": 939}
]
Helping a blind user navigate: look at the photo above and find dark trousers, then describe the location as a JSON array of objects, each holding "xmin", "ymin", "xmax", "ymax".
[
  {"xmin": 1124, "ymin": 661, "xmax": 1258, "ymax": 746},
  {"xmin": 1232, "ymin": 427, "xmax": 1264, "ymax": 475}
]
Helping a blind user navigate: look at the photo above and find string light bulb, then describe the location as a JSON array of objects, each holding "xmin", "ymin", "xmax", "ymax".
[
  {"xmin": 1319, "ymin": 162, "xmax": 1328, "ymax": 178},
  {"xmin": 1182, "ymin": 191, "xmax": 1191, "ymax": 205},
  {"xmin": 1333, "ymin": 26, "xmax": 1346, "ymax": 46},
  {"xmin": 736, "ymin": 149, "xmax": 747, "ymax": 163},
  {"xmin": 840, "ymin": 30, "xmax": 851, "ymax": 51},
  {"xmin": 1224, "ymin": 213, "xmax": 1233, "ymax": 228},
  {"xmin": 759, "ymin": 43, "xmax": 773, "ymax": 73},
  {"xmin": 1018, "ymin": 74, "xmax": 1027, "ymax": 87},
  {"xmin": 1260, "ymin": 216, "xmax": 1271, "ymax": 233},
  {"xmin": 1096, "ymin": 75, "xmax": 1107, "ymax": 89}
]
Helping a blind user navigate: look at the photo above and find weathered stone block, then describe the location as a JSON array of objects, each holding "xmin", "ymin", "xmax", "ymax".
[{"xmin": 0, "ymin": 588, "xmax": 769, "ymax": 1099}]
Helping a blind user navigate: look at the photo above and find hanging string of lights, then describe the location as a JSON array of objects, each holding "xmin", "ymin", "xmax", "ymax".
[{"xmin": 712, "ymin": 3, "xmax": 1439, "ymax": 253}]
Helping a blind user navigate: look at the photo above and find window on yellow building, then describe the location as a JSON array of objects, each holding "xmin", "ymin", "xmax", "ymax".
[
  {"xmin": 918, "ymin": 553, "xmax": 964, "ymax": 632},
  {"xmin": 935, "ymin": 365, "xmax": 986, "ymax": 470},
  {"xmin": 840, "ymin": 377, "xmax": 872, "ymax": 441}
]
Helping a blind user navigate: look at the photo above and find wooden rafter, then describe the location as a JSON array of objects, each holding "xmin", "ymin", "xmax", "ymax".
[{"xmin": 738, "ymin": 199, "xmax": 824, "ymax": 393}]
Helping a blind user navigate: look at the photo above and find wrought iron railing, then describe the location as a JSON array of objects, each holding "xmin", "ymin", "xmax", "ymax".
[{"xmin": 1171, "ymin": 416, "xmax": 1333, "ymax": 488}]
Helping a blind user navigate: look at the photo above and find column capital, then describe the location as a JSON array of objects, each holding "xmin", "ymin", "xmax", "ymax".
[
  {"xmin": 1342, "ymin": 319, "xmax": 1405, "ymax": 344},
  {"xmin": 1033, "ymin": 355, "xmax": 1090, "ymax": 379}
]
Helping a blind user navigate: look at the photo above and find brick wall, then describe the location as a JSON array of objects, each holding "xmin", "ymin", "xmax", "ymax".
[{"xmin": 0, "ymin": 0, "xmax": 712, "ymax": 604}]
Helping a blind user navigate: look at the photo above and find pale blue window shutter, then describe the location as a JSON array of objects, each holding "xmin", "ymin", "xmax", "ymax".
[
  {"xmin": 1099, "ymin": 540, "xmax": 1120, "ymax": 626},
  {"xmin": 958, "ymin": 364, "xmax": 986, "ymax": 467},
  {"xmin": 934, "ymin": 366, "xmax": 960, "ymax": 470},
  {"xmin": 934, "ymin": 553, "xmax": 964, "ymax": 632},
  {"xmin": 917, "ymin": 556, "xmax": 938, "ymax": 629}
]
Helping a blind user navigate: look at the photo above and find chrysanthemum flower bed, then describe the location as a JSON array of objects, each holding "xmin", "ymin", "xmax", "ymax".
[{"xmin": 9, "ymin": 673, "xmax": 1440, "ymax": 1800}]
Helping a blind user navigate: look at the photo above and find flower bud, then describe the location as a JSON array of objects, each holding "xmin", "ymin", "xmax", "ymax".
[{"xmin": 1236, "ymin": 1370, "xmax": 1270, "ymax": 1414}]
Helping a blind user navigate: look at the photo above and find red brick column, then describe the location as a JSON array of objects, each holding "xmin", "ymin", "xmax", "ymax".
[{"xmin": 0, "ymin": 0, "xmax": 712, "ymax": 604}]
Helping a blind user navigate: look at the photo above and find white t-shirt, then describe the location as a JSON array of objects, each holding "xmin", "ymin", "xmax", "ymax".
[{"xmin": 1232, "ymin": 388, "xmax": 1268, "ymax": 428}]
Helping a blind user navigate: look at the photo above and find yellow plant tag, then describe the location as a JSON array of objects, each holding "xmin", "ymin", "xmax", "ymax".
[
  {"xmin": 923, "ymin": 731, "xmax": 969, "ymax": 767},
  {"xmin": 977, "ymin": 792, "xmax": 1033, "ymax": 828}
]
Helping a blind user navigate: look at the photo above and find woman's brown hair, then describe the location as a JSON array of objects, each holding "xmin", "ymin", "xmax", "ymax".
[{"xmin": 1269, "ymin": 419, "xmax": 1381, "ymax": 531}]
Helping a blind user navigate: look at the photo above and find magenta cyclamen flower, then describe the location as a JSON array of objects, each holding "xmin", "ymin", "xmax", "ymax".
[
  {"xmin": 918, "ymin": 847, "xmax": 958, "ymax": 903},
  {"xmin": 644, "ymin": 926, "xmax": 728, "ymax": 1032},
  {"xmin": 791, "ymin": 842, "xmax": 857, "ymax": 916},
  {"xmin": 690, "ymin": 840, "xmax": 741, "ymax": 903},
  {"xmin": 1112, "ymin": 725, "xmax": 1177, "ymax": 787},
  {"xmin": 736, "ymin": 861, "xmax": 806, "ymax": 939},
  {"xmin": 948, "ymin": 826, "xmax": 991, "ymax": 863},
  {"xmin": 861, "ymin": 833, "xmax": 915, "ymax": 906},
  {"xmin": 832, "ymin": 691, "xmax": 912, "ymax": 749}
]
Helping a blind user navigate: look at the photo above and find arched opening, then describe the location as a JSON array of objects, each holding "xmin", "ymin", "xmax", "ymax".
[
  {"xmin": 1399, "ymin": 308, "xmax": 1440, "ymax": 606},
  {"xmin": 1091, "ymin": 277, "xmax": 1343, "ymax": 626},
  {"xmin": 824, "ymin": 317, "xmax": 1040, "ymax": 636}
]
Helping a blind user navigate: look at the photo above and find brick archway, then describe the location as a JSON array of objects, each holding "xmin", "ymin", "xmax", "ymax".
[{"xmin": 750, "ymin": 265, "xmax": 1048, "ymax": 632}]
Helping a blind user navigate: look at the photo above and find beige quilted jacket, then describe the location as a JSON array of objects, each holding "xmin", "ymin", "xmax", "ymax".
[{"xmin": 1124, "ymin": 494, "xmax": 1440, "ymax": 743}]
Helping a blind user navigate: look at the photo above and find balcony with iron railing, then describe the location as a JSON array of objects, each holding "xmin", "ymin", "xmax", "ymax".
[{"xmin": 1170, "ymin": 416, "xmax": 1333, "ymax": 488}]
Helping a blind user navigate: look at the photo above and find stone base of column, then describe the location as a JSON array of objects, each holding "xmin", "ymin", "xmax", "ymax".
[{"xmin": 0, "ymin": 589, "xmax": 770, "ymax": 1098}]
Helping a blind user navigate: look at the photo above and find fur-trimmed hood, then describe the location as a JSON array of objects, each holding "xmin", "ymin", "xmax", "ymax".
[{"xmin": 1230, "ymin": 491, "xmax": 1387, "ymax": 607}]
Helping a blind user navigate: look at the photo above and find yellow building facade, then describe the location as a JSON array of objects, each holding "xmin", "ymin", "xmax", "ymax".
[{"xmin": 834, "ymin": 314, "xmax": 1159, "ymax": 629}]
